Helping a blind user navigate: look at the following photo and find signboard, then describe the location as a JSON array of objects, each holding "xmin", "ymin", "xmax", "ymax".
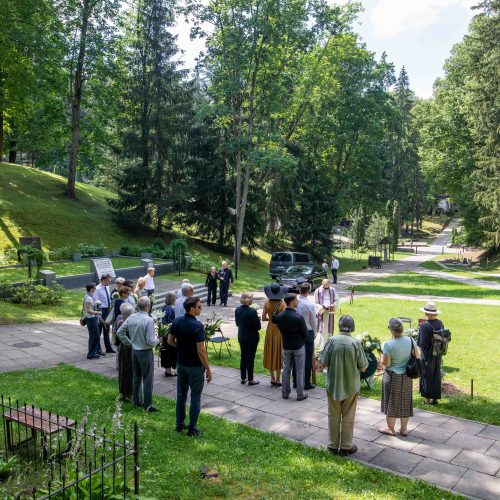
[
  {"xmin": 19, "ymin": 236, "xmax": 42, "ymax": 250},
  {"xmin": 91, "ymin": 258, "xmax": 116, "ymax": 279}
]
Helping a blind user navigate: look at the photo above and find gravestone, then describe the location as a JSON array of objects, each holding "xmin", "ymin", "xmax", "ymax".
[
  {"xmin": 19, "ymin": 236, "xmax": 42, "ymax": 250},
  {"xmin": 90, "ymin": 258, "xmax": 116, "ymax": 279},
  {"xmin": 39, "ymin": 270, "xmax": 56, "ymax": 287}
]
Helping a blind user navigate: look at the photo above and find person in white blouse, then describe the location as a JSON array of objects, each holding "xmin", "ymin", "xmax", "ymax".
[{"xmin": 144, "ymin": 267, "xmax": 155, "ymax": 296}]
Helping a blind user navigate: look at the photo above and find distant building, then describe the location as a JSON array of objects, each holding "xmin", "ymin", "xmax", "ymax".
[{"xmin": 436, "ymin": 195, "xmax": 455, "ymax": 213}]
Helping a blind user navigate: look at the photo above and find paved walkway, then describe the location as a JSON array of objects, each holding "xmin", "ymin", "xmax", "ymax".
[{"xmin": 0, "ymin": 321, "xmax": 499, "ymax": 499}]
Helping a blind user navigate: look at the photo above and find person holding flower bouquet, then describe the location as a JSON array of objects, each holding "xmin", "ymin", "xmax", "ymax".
[{"xmin": 161, "ymin": 292, "xmax": 177, "ymax": 377}]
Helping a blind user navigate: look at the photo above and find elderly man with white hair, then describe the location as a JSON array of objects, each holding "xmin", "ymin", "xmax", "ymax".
[
  {"xmin": 174, "ymin": 283, "xmax": 194, "ymax": 318},
  {"xmin": 116, "ymin": 296, "xmax": 159, "ymax": 412}
]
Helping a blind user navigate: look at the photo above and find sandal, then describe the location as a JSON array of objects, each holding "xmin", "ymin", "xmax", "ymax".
[
  {"xmin": 400, "ymin": 430, "xmax": 409, "ymax": 437},
  {"xmin": 378, "ymin": 428, "xmax": 396, "ymax": 436}
]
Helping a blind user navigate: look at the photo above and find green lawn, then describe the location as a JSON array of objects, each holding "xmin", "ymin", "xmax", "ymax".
[
  {"xmin": 0, "ymin": 366, "xmax": 453, "ymax": 499},
  {"xmin": 209, "ymin": 298, "xmax": 499, "ymax": 425},
  {"xmin": 0, "ymin": 290, "xmax": 82, "ymax": 325},
  {"xmin": 355, "ymin": 272, "xmax": 500, "ymax": 300},
  {"xmin": 0, "ymin": 257, "xmax": 166, "ymax": 283},
  {"xmin": 420, "ymin": 254, "xmax": 500, "ymax": 282}
]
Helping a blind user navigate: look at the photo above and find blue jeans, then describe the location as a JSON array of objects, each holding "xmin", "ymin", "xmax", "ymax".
[
  {"xmin": 176, "ymin": 364, "xmax": 205, "ymax": 431},
  {"xmin": 86, "ymin": 317, "xmax": 100, "ymax": 358}
]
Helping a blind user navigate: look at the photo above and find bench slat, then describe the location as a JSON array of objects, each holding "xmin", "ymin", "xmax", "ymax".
[{"xmin": 3, "ymin": 407, "xmax": 75, "ymax": 434}]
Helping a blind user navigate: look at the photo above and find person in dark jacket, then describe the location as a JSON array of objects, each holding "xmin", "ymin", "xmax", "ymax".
[
  {"xmin": 275, "ymin": 293, "xmax": 308, "ymax": 401},
  {"xmin": 218, "ymin": 261, "xmax": 233, "ymax": 307},
  {"xmin": 417, "ymin": 302, "xmax": 445, "ymax": 405},
  {"xmin": 161, "ymin": 292, "xmax": 177, "ymax": 377},
  {"xmin": 235, "ymin": 292, "xmax": 262, "ymax": 385},
  {"xmin": 205, "ymin": 266, "xmax": 219, "ymax": 306}
]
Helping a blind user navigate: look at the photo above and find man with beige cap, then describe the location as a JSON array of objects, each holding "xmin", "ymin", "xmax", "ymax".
[{"xmin": 417, "ymin": 302, "xmax": 445, "ymax": 405}]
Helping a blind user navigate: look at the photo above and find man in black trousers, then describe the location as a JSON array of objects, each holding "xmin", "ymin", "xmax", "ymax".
[
  {"xmin": 218, "ymin": 260, "xmax": 233, "ymax": 307},
  {"xmin": 94, "ymin": 273, "xmax": 115, "ymax": 354},
  {"xmin": 275, "ymin": 293, "xmax": 308, "ymax": 401}
]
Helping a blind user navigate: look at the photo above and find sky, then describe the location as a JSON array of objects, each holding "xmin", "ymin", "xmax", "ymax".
[{"xmin": 171, "ymin": 0, "xmax": 477, "ymax": 98}]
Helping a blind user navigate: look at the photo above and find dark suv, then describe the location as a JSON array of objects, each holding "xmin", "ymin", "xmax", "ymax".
[
  {"xmin": 277, "ymin": 264, "xmax": 327, "ymax": 292},
  {"xmin": 269, "ymin": 252, "xmax": 315, "ymax": 279}
]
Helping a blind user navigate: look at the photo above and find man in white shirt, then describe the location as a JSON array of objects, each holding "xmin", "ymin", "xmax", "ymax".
[
  {"xmin": 174, "ymin": 283, "xmax": 194, "ymax": 318},
  {"xmin": 314, "ymin": 279, "xmax": 340, "ymax": 350},
  {"xmin": 94, "ymin": 273, "xmax": 115, "ymax": 353},
  {"xmin": 144, "ymin": 267, "xmax": 155, "ymax": 296},
  {"xmin": 177, "ymin": 279, "xmax": 191, "ymax": 299},
  {"xmin": 331, "ymin": 256, "xmax": 340, "ymax": 284},
  {"xmin": 296, "ymin": 283, "xmax": 318, "ymax": 390}
]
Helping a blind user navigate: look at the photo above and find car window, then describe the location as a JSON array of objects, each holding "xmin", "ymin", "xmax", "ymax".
[
  {"xmin": 287, "ymin": 265, "xmax": 312, "ymax": 274},
  {"xmin": 294, "ymin": 253, "xmax": 311, "ymax": 263},
  {"xmin": 272, "ymin": 252, "xmax": 292, "ymax": 262}
]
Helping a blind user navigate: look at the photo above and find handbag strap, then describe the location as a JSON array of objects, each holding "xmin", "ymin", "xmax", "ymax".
[
  {"xmin": 81, "ymin": 296, "xmax": 87, "ymax": 319},
  {"xmin": 273, "ymin": 301, "xmax": 282, "ymax": 315}
]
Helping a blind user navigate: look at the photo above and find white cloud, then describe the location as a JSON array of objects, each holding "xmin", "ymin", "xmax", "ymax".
[{"xmin": 370, "ymin": 0, "xmax": 469, "ymax": 38}]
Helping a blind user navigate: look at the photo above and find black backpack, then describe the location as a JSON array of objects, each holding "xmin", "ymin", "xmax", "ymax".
[{"xmin": 431, "ymin": 328, "xmax": 452, "ymax": 357}]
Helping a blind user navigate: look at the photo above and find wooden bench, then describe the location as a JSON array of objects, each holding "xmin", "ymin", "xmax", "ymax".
[{"xmin": 3, "ymin": 406, "xmax": 75, "ymax": 458}]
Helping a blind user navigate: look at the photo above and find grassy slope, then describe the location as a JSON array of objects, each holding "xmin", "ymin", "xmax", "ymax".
[
  {"xmin": 0, "ymin": 366, "xmax": 454, "ymax": 499},
  {"xmin": 355, "ymin": 272, "xmax": 500, "ymax": 300},
  {"xmin": 0, "ymin": 163, "xmax": 153, "ymax": 251},
  {"xmin": 209, "ymin": 298, "xmax": 499, "ymax": 425}
]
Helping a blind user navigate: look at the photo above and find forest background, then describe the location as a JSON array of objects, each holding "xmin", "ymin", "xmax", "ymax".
[{"xmin": 0, "ymin": 0, "xmax": 498, "ymax": 260}]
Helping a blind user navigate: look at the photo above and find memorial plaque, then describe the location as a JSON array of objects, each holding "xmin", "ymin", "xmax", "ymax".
[
  {"xmin": 19, "ymin": 236, "xmax": 42, "ymax": 250},
  {"xmin": 91, "ymin": 258, "xmax": 116, "ymax": 279}
]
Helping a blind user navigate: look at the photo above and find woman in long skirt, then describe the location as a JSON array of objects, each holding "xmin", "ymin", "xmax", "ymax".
[
  {"xmin": 379, "ymin": 318, "xmax": 421, "ymax": 436},
  {"xmin": 115, "ymin": 303, "xmax": 135, "ymax": 401}
]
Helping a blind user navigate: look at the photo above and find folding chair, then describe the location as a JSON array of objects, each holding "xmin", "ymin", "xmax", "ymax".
[{"xmin": 205, "ymin": 327, "xmax": 232, "ymax": 359}]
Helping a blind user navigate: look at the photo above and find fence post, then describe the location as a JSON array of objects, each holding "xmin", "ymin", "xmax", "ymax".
[{"xmin": 134, "ymin": 422, "xmax": 139, "ymax": 495}]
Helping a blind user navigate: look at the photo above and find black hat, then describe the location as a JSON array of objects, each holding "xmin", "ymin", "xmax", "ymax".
[{"xmin": 264, "ymin": 282, "xmax": 288, "ymax": 300}]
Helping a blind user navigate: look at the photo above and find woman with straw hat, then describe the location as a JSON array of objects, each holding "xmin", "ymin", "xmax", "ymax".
[{"xmin": 417, "ymin": 302, "xmax": 445, "ymax": 405}]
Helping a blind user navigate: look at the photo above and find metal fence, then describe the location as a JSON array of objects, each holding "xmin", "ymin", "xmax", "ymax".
[{"xmin": 0, "ymin": 396, "xmax": 139, "ymax": 499}]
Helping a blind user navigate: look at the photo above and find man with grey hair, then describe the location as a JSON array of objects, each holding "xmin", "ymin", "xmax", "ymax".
[
  {"xmin": 176, "ymin": 279, "xmax": 191, "ymax": 299},
  {"xmin": 174, "ymin": 283, "xmax": 194, "ymax": 318},
  {"xmin": 116, "ymin": 296, "xmax": 159, "ymax": 412},
  {"xmin": 319, "ymin": 314, "xmax": 368, "ymax": 456}
]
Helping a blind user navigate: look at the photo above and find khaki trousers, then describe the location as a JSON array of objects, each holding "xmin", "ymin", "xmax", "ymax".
[{"xmin": 327, "ymin": 392, "xmax": 359, "ymax": 450}]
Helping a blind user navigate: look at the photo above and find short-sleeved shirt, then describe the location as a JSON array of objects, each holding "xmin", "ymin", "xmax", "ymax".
[
  {"xmin": 383, "ymin": 336, "xmax": 412, "ymax": 374},
  {"xmin": 320, "ymin": 333, "xmax": 368, "ymax": 401},
  {"xmin": 84, "ymin": 295, "xmax": 95, "ymax": 318},
  {"xmin": 170, "ymin": 314, "xmax": 205, "ymax": 367}
]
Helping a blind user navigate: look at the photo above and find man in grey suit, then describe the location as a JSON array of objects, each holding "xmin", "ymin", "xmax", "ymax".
[{"xmin": 117, "ymin": 296, "xmax": 159, "ymax": 412}]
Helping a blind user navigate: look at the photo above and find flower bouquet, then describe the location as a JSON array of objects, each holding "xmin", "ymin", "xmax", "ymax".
[
  {"xmin": 204, "ymin": 313, "xmax": 223, "ymax": 340},
  {"xmin": 356, "ymin": 332, "xmax": 382, "ymax": 353},
  {"xmin": 155, "ymin": 322, "xmax": 171, "ymax": 353}
]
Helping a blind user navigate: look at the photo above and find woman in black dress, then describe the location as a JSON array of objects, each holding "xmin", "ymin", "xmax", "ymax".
[
  {"xmin": 417, "ymin": 302, "xmax": 444, "ymax": 405},
  {"xmin": 160, "ymin": 292, "xmax": 177, "ymax": 376},
  {"xmin": 205, "ymin": 266, "xmax": 219, "ymax": 306}
]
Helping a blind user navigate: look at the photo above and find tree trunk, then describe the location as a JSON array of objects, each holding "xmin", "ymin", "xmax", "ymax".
[
  {"xmin": 8, "ymin": 140, "xmax": 16, "ymax": 163},
  {"xmin": 0, "ymin": 60, "xmax": 4, "ymax": 160},
  {"xmin": 65, "ymin": 0, "xmax": 91, "ymax": 199}
]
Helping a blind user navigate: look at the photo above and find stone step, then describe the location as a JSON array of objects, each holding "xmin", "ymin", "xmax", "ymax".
[{"xmin": 152, "ymin": 283, "xmax": 230, "ymax": 311}]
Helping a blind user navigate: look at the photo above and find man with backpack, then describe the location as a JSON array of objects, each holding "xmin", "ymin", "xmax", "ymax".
[{"xmin": 417, "ymin": 302, "xmax": 451, "ymax": 405}]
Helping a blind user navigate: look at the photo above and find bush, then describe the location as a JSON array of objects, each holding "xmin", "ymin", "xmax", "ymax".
[
  {"xmin": 152, "ymin": 238, "xmax": 166, "ymax": 250},
  {"xmin": 76, "ymin": 242, "xmax": 106, "ymax": 258},
  {"xmin": 190, "ymin": 251, "xmax": 216, "ymax": 274},
  {"xmin": 119, "ymin": 245, "xmax": 150, "ymax": 257},
  {"xmin": 9, "ymin": 283, "xmax": 65, "ymax": 306},
  {"xmin": 0, "ymin": 246, "xmax": 18, "ymax": 265},
  {"xmin": 0, "ymin": 279, "xmax": 13, "ymax": 300},
  {"xmin": 48, "ymin": 246, "xmax": 73, "ymax": 261}
]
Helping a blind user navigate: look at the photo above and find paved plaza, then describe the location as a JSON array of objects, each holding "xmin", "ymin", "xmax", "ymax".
[{"xmin": 0, "ymin": 321, "xmax": 499, "ymax": 499}]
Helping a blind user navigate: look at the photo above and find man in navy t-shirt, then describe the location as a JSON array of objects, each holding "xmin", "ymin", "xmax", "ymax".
[{"xmin": 168, "ymin": 296, "xmax": 212, "ymax": 436}]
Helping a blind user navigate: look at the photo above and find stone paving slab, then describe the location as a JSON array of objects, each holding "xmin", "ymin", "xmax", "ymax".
[
  {"xmin": 409, "ymin": 457, "xmax": 467, "ymax": 490},
  {"xmin": 371, "ymin": 447, "xmax": 424, "ymax": 474},
  {"xmin": 451, "ymin": 449, "xmax": 500, "ymax": 476},
  {"xmin": 454, "ymin": 470, "xmax": 500, "ymax": 500}
]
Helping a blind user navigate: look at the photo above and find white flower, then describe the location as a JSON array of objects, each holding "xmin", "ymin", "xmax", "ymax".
[{"xmin": 365, "ymin": 341, "xmax": 372, "ymax": 348}]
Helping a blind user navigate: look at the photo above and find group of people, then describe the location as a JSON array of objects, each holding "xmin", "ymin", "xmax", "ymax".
[
  {"xmin": 204, "ymin": 261, "xmax": 234, "ymax": 307},
  {"xmin": 235, "ymin": 280, "xmax": 447, "ymax": 456},
  {"xmin": 321, "ymin": 255, "xmax": 340, "ymax": 284},
  {"xmin": 81, "ymin": 264, "xmax": 447, "ymax": 453}
]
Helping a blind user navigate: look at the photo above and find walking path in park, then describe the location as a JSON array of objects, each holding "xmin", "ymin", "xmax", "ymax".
[{"xmin": 0, "ymin": 321, "xmax": 499, "ymax": 499}]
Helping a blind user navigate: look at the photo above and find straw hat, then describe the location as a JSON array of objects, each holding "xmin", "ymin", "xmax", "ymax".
[
  {"xmin": 420, "ymin": 302, "xmax": 441, "ymax": 315},
  {"xmin": 264, "ymin": 282, "xmax": 288, "ymax": 300}
]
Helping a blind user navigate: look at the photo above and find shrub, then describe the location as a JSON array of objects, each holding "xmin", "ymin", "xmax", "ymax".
[
  {"xmin": 48, "ymin": 246, "xmax": 73, "ymax": 261},
  {"xmin": 0, "ymin": 279, "xmax": 13, "ymax": 300},
  {"xmin": 190, "ymin": 251, "xmax": 216, "ymax": 274},
  {"xmin": 9, "ymin": 283, "xmax": 65, "ymax": 306},
  {"xmin": 0, "ymin": 246, "xmax": 18, "ymax": 265},
  {"xmin": 152, "ymin": 238, "xmax": 166, "ymax": 250},
  {"xmin": 76, "ymin": 242, "xmax": 106, "ymax": 257},
  {"xmin": 119, "ymin": 245, "xmax": 149, "ymax": 257}
]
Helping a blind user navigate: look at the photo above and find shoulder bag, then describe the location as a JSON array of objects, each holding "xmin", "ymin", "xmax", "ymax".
[
  {"xmin": 79, "ymin": 298, "xmax": 87, "ymax": 327},
  {"xmin": 406, "ymin": 337, "xmax": 423, "ymax": 379}
]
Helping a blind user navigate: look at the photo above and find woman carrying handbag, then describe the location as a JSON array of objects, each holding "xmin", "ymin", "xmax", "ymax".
[{"xmin": 378, "ymin": 318, "xmax": 421, "ymax": 437}]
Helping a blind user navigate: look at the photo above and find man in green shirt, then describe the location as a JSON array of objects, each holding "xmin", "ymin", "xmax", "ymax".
[{"xmin": 319, "ymin": 315, "xmax": 368, "ymax": 456}]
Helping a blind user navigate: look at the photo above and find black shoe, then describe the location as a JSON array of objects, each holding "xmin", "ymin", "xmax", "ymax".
[
  {"xmin": 175, "ymin": 424, "xmax": 186, "ymax": 432},
  {"xmin": 248, "ymin": 381, "xmax": 260, "ymax": 386},
  {"xmin": 297, "ymin": 393, "xmax": 309, "ymax": 401},
  {"xmin": 338, "ymin": 445, "xmax": 358, "ymax": 456},
  {"xmin": 304, "ymin": 384, "xmax": 316, "ymax": 390},
  {"xmin": 282, "ymin": 394, "xmax": 289, "ymax": 400},
  {"xmin": 241, "ymin": 379, "xmax": 247, "ymax": 384},
  {"xmin": 106, "ymin": 349, "xmax": 116, "ymax": 354},
  {"xmin": 87, "ymin": 355, "xmax": 100, "ymax": 359},
  {"xmin": 99, "ymin": 352, "xmax": 106, "ymax": 356},
  {"xmin": 328, "ymin": 447, "xmax": 339, "ymax": 455},
  {"xmin": 144, "ymin": 405, "xmax": 158, "ymax": 413},
  {"xmin": 187, "ymin": 428, "xmax": 201, "ymax": 437}
]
